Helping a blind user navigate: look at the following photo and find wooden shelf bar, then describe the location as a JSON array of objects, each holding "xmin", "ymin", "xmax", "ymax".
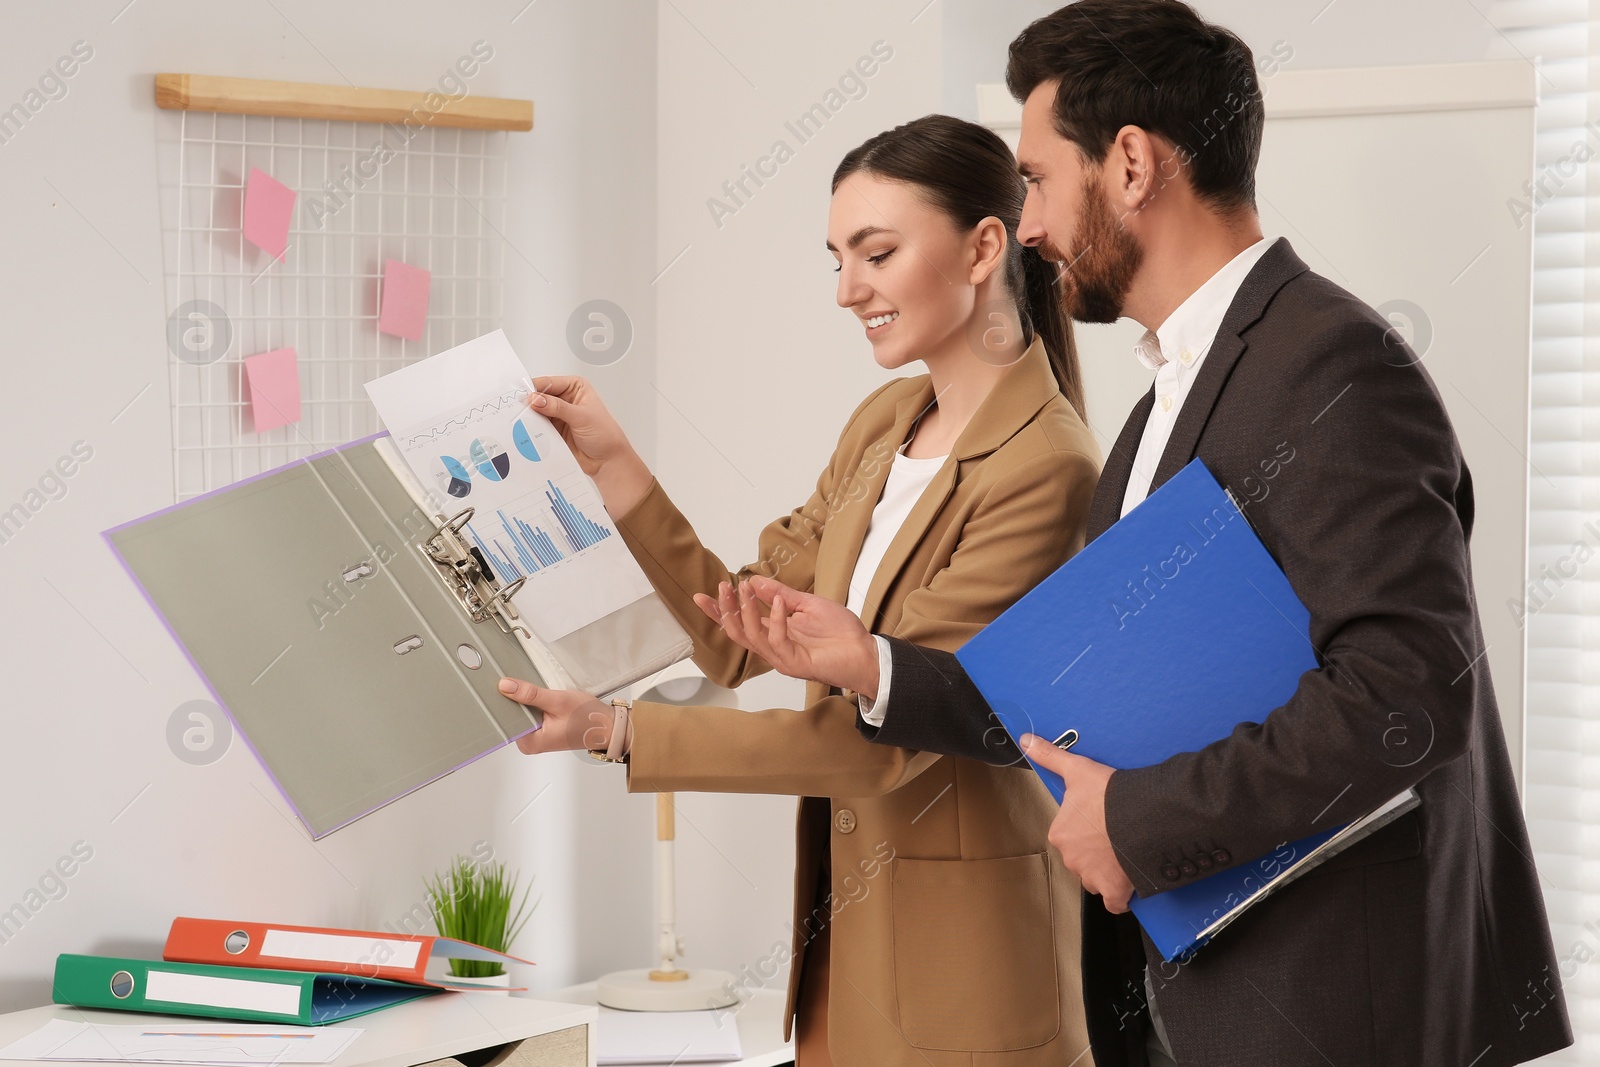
[{"xmin": 155, "ymin": 73, "xmax": 532, "ymax": 132}]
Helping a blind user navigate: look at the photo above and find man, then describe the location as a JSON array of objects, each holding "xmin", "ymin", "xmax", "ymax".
[{"xmin": 704, "ymin": 2, "xmax": 1573, "ymax": 1064}]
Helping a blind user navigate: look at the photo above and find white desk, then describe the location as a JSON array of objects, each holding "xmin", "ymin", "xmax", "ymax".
[
  {"xmin": 0, "ymin": 993, "xmax": 597, "ymax": 1067},
  {"xmin": 539, "ymin": 985, "xmax": 791, "ymax": 1067}
]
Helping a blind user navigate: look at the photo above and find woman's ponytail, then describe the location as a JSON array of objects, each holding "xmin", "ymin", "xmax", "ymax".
[{"xmin": 1019, "ymin": 245, "xmax": 1085, "ymax": 421}]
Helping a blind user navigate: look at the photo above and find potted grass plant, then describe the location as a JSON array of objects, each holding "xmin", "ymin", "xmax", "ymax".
[{"xmin": 425, "ymin": 855, "xmax": 536, "ymax": 992}]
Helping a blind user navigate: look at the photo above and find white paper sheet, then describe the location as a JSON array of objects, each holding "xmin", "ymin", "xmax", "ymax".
[
  {"xmin": 365, "ymin": 330, "xmax": 653, "ymax": 642},
  {"xmin": 595, "ymin": 1007, "xmax": 742, "ymax": 1065},
  {"xmin": 0, "ymin": 1020, "xmax": 362, "ymax": 1064}
]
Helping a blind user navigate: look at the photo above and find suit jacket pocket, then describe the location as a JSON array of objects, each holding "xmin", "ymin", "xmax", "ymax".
[
  {"xmin": 890, "ymin": 852, "xmax": 1060, "ymax": 1051},
  {"xmin": 1318, "ymin": 808, "xmax": 1423, "ymax": 875}
]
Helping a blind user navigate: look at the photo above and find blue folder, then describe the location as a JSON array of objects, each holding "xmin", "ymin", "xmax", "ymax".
[{"xmin": 955, "ymin": 457, "xmax": 1411, "ymax": 960}]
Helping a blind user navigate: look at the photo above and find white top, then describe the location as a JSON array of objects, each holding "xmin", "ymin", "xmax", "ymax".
[
  {"xmin": 846, "ymin": 448, "xmax": 947, "ymax": 620},
  {"xmin": 864, "ymin": 237, "xmax": 1274, "ymax": 728},
  {"xmin": 1120, "ymin": 237, "xmax": 1272, "ymax": 516},
  {"xmin": 849, "ymin": 445, "xmax": 945, "ymax": 728}
]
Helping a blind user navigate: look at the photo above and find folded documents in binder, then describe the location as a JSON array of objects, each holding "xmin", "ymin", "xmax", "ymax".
[{"xmin": 104, "ymin": 331, "xmax": 691, "ymax": 839}]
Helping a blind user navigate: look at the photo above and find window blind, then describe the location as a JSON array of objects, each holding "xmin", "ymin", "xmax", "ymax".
[{"xmin": 1491, "ymin": 2, "xmax": 1597, "ymax": 1061}]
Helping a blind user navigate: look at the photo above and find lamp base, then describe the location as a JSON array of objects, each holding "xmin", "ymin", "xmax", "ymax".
[{"xmin": 595, "ymin": 967, "xmax": 739, "ymax": 1011}]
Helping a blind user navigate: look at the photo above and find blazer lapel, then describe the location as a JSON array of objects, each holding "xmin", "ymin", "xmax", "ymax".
[
  {"xmin": 812, "ymin": 387, "xmax": 927, "ymax": 606},
  {"xmin": 1145, "ymin": 330, "xmax": 1246, "ymax": 493},
  {"xmin": 1086, "ymin": 387, "xmax": 1153, "ymax": 543},
  {"xmin": 1146, "ymin": 237, "xmax": 1311, "ymax": 495},
  {"xmin": 856, "ymin": 336, "xmax": 1061, "ymax": 630},
  {"xmin": 1088, "ymin": 237, "xmax": 1313, "ymax": 535}
]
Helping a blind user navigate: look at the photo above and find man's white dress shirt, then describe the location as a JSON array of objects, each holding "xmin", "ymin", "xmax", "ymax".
[{"xmin": 1118, "ymin": 237, "xmax": 1272, "ymax": 518}]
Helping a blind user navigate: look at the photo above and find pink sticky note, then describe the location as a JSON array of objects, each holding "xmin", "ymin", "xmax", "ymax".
[
  {"xmin": 378, "ymin": 259, "xmax": 431, "ymax": 341},
  {"xmin": 243, "ymin": 168, "xmax": 295, "ymax": 261},
  {"xmin": 243, "ymin": 347, "xmax": 301, "ymax": 433}
]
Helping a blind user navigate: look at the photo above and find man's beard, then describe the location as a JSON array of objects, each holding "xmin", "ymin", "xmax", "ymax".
[{"xmin": 1046, "ymin": 172, "xmax": 1143, "ymax": 325}]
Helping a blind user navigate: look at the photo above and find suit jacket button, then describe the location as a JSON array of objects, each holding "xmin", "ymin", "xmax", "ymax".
[
  {"xmin": 1179, "ymin": 861, "xmax": 1197, "ymax": 877},
  {"xmin": 834, "ymin": 809, "xmax": 857, "ymax": 834},
  {"xmin": 1195, "ymin": 852, "xmax": 1213, "ymax": 869},
  {"xmin": 1212, "ymin": 849, "xmax": 1231, "ymax": 865},
  {"xmin": 1161, "ymin": 864, "xmax": 1180, "ymax": 882}
]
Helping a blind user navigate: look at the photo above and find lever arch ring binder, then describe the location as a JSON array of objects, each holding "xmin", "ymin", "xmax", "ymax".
[
  {"xmin": 421, "ymin": 505, "xmax": 531, "ymax": 637},
  {"xmin": 105, "ymin": 432, "xmax": 692, "ymax": 839}
]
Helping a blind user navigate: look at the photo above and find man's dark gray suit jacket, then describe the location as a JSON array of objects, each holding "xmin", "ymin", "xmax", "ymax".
[{"xmin": 858, "ymin": 238, "xmax": 1573, "ymax": 1067}]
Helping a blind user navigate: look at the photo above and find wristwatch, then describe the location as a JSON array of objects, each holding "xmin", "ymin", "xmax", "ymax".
[{"xmin": 588, "ymin": 697, "xmax": 632, "ymax": 764}]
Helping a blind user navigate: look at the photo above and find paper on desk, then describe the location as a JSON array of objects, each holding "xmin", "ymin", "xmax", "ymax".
[
  {"xmin": 0, "ymin": 1019, "xmax": 362, "ymax": 1064},
  {"xmin": 365, "ymin": 330, "xmax": 653, "ymax": 642},
  {"xmin": 595, "ymin": 1007, "xmax": 742, "ymax": 1065}
]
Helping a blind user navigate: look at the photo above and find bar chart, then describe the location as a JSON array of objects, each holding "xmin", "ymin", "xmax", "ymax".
[
  {"xmin": 545, "ymin": 480, "xmax": 612, "ymax": 551},
  {"xmin": 466, "ymin": 478, "xmax": 617, "ymax": 582}
]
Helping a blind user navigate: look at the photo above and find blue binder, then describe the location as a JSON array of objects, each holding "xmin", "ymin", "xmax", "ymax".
[{"xmin": 955, "ymin": 458, "xmax": 1412, "ymax": 960}]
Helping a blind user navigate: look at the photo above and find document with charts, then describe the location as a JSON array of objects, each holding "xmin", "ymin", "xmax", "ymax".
[{"xmin": 366, "ymin": 330, "xmax": 653, "ymax": 643}]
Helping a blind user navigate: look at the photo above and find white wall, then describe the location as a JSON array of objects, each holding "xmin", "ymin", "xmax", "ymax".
[
  {"xmin": 944, "ymin": 0, "xmax": 1507, "ymax": 127},
  {"xmin": 0, "ymin": 0, "xmax": 660, "ymax": 1007}
]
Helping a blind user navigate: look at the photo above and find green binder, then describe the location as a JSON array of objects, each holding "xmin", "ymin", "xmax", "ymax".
[{"xmin": 52, "ymin": 953, "xmax": 439, "ymax": 1025}]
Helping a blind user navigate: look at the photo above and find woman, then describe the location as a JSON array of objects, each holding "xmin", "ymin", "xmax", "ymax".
[{"xmin": 502, "ymin": 115, "xmax": 1101, "ymax": 1065}]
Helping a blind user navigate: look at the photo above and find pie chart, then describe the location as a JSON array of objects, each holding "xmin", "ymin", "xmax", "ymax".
[
  {"xmin": 438, "ymin": 455, "xmax": 473, "ymax": 498},
  {"xmin": 470, "ymin": 436, "xmax": 510, "ymax": 481},
  {"xmin": 513, "ymin": 418, "xmax": 542, "ymax": 462}
]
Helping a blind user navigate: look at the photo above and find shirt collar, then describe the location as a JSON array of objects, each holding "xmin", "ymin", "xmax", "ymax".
[{"xmin": 1133, "ymin": 237, "xmax": 1272, "ymax": 370}]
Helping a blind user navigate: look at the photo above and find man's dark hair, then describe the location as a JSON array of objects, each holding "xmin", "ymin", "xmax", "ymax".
[{"xmin": 1006, "ymin": 0, "xmax": 1263, "ymax": 212}]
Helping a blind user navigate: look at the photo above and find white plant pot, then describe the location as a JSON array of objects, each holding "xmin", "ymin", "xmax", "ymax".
[{"xmin": 445, "ymin": 971, "xmax": 512, "ymax": 995}]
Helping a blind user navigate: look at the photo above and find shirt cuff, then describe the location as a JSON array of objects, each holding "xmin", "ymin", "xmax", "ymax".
[{"xmin": 856, "ymin": 636, "xmax": 894, "ymax": 727}]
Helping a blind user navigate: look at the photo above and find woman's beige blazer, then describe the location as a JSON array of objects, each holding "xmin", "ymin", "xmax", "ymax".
[{"xmin": 616, "ymin": 337, "xmax": 1101, "ymax": 1065}]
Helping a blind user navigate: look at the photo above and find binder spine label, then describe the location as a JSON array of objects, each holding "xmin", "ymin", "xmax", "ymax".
[
  {"xmin": 260, "ymin": 929, "xmax": 423, "ymax": 969},
  {"xmin": 144, "ymin": 970, "xmax": 301, "ymax": 1016}
]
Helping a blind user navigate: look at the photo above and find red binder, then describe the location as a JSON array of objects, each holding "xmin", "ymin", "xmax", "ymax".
[{"xmin": 164, "ymin": 917, "xmax": 533, "ymax": 990}]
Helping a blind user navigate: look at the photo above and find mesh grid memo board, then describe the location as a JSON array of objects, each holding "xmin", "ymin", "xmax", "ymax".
[{"xmin": 156, "ymin": 73, "xmax": 532, "ymax": 500}]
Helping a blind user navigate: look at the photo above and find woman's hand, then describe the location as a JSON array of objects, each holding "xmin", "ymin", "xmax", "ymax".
[
  {"xmin": 527, "ymin": 376, "xmax": 654, "ymax": 518},
  {"xmin": 692, "ymin": 575, "xmax": 881, "ymax": 698},
  {"xmin": 499, "ymin": 678, "xmax": 619, "ymax": 754}
]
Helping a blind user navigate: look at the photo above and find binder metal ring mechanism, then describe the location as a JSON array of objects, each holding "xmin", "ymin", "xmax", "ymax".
[{"xmin": 423, "ymin": 505, "xmax": 530, "ymax": 636}]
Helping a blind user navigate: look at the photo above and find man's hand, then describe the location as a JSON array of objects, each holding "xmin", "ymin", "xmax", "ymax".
[
  {"xmin": 499, "ymin": 678, "xmax": 617, "ymax": 755},
  {"xmin": 691, "ymin": 575, "xmax": 881, "ymax": 698},
  {"xmin": 1020, "ymin": 733, "xmax": 1137, "ymax": 913}
]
